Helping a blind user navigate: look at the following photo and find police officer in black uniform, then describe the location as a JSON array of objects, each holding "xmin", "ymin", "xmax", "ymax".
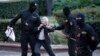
[
  {"xmin": 76, "ymin": 13, "xmax": 98, "ymax": 56},
  {"xmin": 55, "ymin": 6, "xmax": 77, "ymax": 56},
  {"xmin": 8, "ymin": 1, "xmax": 40, "ymax": 56}
]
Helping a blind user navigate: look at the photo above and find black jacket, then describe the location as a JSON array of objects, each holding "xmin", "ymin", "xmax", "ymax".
[
  {"xmin": 9, "ymin": 10, "xmax": 40, "ymax": 32},
  {"xmin": 77, "ymin": 23, "xmax": 98, "ymax": 51},
  {"xmin": 55, "ymin": 15, "xmax": 78, "ymax": 38},
  {"xmin": 36, "ymin": 26, "xmax": 54, "ymax": 43}
]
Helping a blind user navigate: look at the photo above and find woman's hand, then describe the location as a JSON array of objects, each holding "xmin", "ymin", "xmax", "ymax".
[
  {"xmin": 38, "ymin": 24, "xmax": 44, "ymax": 30},
  {"xmin": 46, "ymin": 26, "xmax": 53, "ymax": 29}
]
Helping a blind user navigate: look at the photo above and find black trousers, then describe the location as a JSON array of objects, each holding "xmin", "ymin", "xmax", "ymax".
[
  {"xmin": 68, "ymin": 39, "xmax": 76, "ymax": 56},
  {"xmin": 20, "ymin": 31, "xmax": 36, "ymax": 56},
  {"xmin": 76, "ymin": 46, "xmax": 92, "ymax": 56},
  {"xmin": 34, "ymin": 40, "xmax": 55, "ymax": 56}
]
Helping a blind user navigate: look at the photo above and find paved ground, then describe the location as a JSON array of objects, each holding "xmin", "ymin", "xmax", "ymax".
[
  {"xmin": 0, "ymin": 50, "xmax": 100, "ymax": 56},
  {"xmin": 0, "ymin": 42, "xmax": 100, "ymax": 56}
]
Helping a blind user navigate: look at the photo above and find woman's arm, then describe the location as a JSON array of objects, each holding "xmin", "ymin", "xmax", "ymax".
[{"xmin": 54, "ymin": 24, "xmax": 65, "ymax": 30}]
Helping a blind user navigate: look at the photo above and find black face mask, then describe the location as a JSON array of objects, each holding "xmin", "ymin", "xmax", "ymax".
[
  {"xmin": 76, "ymin": 19, "xmax": 84, "ymax": 27},
  {"xmin": 29, "ymin": 2, "xmax": 37, "ymax": 13},
  {"xmin": 76, "ymin": 13, "xmax": 85, "ymax": 27}
]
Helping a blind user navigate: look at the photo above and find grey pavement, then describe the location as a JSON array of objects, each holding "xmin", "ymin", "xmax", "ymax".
[
  {"xmin": 0, "ymin": 50, "xmax": 100, "ymax": 56},
  {"xmin": 0, "ymin": 42, "xmax": 100, "ymax": 56}
]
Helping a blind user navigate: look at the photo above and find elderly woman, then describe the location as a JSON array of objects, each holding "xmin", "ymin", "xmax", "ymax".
[{"xmin": 34, "ymin": 16, "xmax": 55, "ymax": 56}]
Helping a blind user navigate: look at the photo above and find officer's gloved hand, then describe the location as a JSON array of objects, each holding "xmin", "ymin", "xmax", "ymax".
[
  {"xmin": 3, "ymin": 26, "xmax": 12, "ymax": 42},
  {"xmin": 90, "ymin": 40, "xmax": 98, "ymax": 52},
  {"xmin": 38, "ymin": 24, "xmax": 44, "ymax": 30},
  {"xmin": 7, "ymin": 26, "xmax": 13, "ymax": 30},
  {"xmin": 52, "ymin": 25, "xmax": 57, "ymax": 30}
]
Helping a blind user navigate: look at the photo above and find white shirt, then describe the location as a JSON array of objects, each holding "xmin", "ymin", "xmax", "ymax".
[{"xmin": 38, "ymin": 29, "xmax": 45, "ymax": 40}]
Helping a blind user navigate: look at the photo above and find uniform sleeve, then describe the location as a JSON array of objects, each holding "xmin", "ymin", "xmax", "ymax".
[
  {"xmin": 86, "ymin": 24, "xmax": 98, "ymax": 51},
  {"xmin": 35, "ymin": 13, "xmax": 41, "ymax": 27},
  {"xmin": 33, "ymin": 13, "xmax": 41, "ymax": 33},
  {"xmin": 87, "ymin": 24, "xmax": 97, "ymax": 37},
  {"xmin": 47, "ymin": 27, "xmax": 54, "ymax": 32},
  {"xmin": 37, "ymin": 16, "xmax": 41, "ymax": 26},
  {"xmin": 9, "ymin": 12, "xmax": 21, "ymax": 27},
  {"xmin": 55, "ymin": 24, "xmax": 65, "ymax": 30}
]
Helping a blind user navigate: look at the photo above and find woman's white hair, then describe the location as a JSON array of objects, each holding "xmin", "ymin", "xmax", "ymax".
[{"xmin": 41, "ymin": 16, "xmax": 49, "ymax": 22}]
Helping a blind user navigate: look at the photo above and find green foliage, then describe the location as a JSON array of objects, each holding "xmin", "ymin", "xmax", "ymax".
[
  {"xmin": 78, "ymin": 0, "xmax": 92, "ymax": 8},
  {"xmin": 38, "ymin": 0, "xmax": 47, "ymax": 15},
  {"xmin": 0, "ymin": 1, "xmax": 28, "ymax": 18},
  {"xmin": 90, "ymin": 21, "xmax": 100, "ymax": 42},
  {"xmin": 53, "ymin": 0, "xmax": 100, "ymax": 11},
  {"xmin": 71, "ymin": 6, "xmax": 100, "ymax": 21},
  {"xmin": 0, "ymin": 0, "xmax": 49, "ymax": 18},
  {"xmin": 53, "ymin": 0, "xmax": 78, "ymax": 11},
  {"xmin": 53, "ymin": 0, "xmax": 67, "ymax": 11},
  {"xmin": 50, "ymin": 32, "xmax": 67, "ymax": 44},
  {"xmin": 93, "ymin": 0, "xmax": 100, "ymax": 5}
]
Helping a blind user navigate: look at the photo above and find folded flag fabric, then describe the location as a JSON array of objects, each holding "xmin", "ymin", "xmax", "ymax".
[{"xmin": 5, "ymin": 27, "xmax": 15, "ymax": 41}]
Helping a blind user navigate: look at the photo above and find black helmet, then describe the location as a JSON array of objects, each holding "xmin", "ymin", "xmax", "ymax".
[
  {"xmin": 77, "ymin": 13, "xmax": 85, "ymax": 20},
  {"xmin": 76, "ymin": 13, "xmax": 85, "ymax": 27},
  {"xmin": 29, "ymin": 1, "xmax": 37, "ymax": 12},
  {"xmin": 63, "ymin": 6, "xmax": 71, "ymax": 17}
]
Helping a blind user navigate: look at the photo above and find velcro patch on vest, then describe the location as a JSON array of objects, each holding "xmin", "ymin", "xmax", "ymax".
[
  {"xmin": 81, "ymin": 31, "xmax": 87, "ymax": 34},
  {"xmin": 70, "ymin": 22, "xmax": 73, "ymax": 26},
  {"xmin": 32, "ymin": 16, "xmax": 37, "ymax": 18}
]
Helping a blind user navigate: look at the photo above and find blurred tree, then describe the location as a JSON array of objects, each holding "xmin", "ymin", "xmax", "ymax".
[
  {"xmin": 46, "ymin": 0, "xmax": 53, "ymax": 16},
  {"xmin": 53, "ymin": 0, "xmax": 100, "ymax": 11}
]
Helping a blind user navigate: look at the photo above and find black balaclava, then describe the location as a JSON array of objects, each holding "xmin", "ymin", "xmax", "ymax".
[
  {"xmin": 29, "ymin": 1, "xmax": 37, "ymax": 13},
  {"xmin": 63, "ymin": 6, "xmax": 71, "ymax": 18},
  {"xmin": 76, "ymin": 13, "xmax": 85, "ymax": 27}
]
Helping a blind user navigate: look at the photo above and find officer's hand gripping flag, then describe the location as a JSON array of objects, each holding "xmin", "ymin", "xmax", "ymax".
[{"xmin": 5, "ymin": 27, "xmax": 15, "ymax": 41}]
